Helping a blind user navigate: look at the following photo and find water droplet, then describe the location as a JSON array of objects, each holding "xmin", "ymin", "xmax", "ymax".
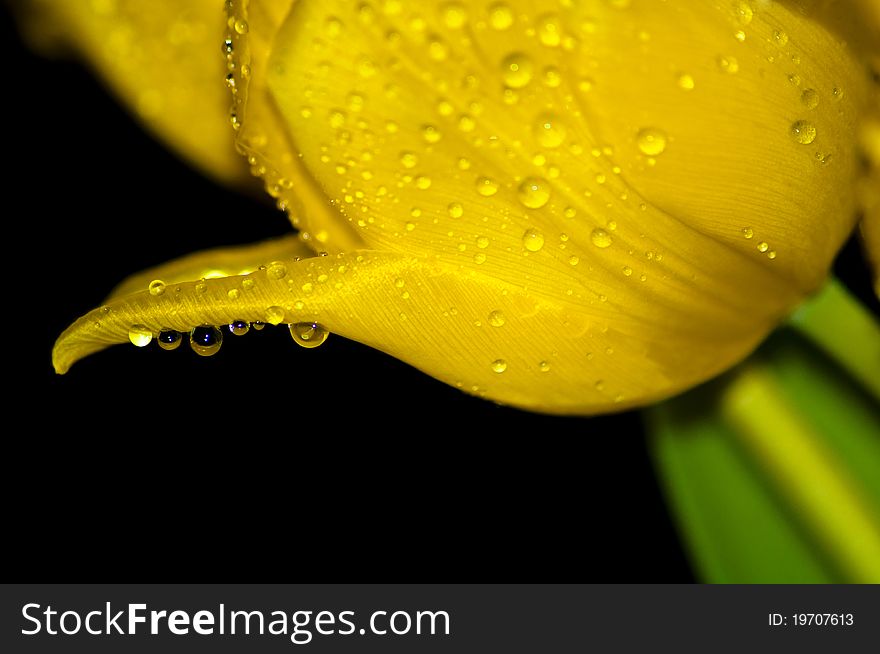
[
  {"xmin": 489, "ymin": 310, "xmax": 506, "ymax": 327},
  {"xmin": 448, "ymin": 202, "xmax": 464, "ymax": 217},
  {"xmin": 416, "ymin": 175, "xmax": 432, "ymax": 189},
  {"xmin": 790, "ymin": 120, "xmax": 816, "ymax": 144},
  {"xmin": 234, "ymin": 19, "xmax": 249, "ymax": 34},
  {"xmin": 289, "ymin": 322, "xmax": 330, "ymax": 348},
  {"xmin": 473, "ymin": 252, "xmax": 487, "ymax": 264},
  {"xmin": 590, "ymin": 228, "xmax": 612, "ymax": 248},
  {"xmin": 800, "ymin": 88, "xmax": 819, "ymax": 109},
  {"xmin": 476, "ymin": 176, "xmax": 499, "ymax": 196},
  {"xmin": 190, "ymin": 325, "xmax": 223, "ymax": 357},
  {"xmin": 773, "ymin": 30, "xmax": 788, "ymax": 46},
  {"xmin": 623, "ymin": 266, "xmax": 633, "ymax": 277},
  {"xmin": 734, "ymin": 1, "xmax": 753, "ymax": 25},
  {"xmin": 539, "ymin": 361, "xmax": 551, "ymax": 372},
  {"xmin": 491, "ymin": 359, "xmax": 508, "ymax": 373},
  {"xmin": 537, "ymin": 14, "xmax": 561, "ymax": 47},
  {"xmin": 324, "ymin": 16, "xmax": 343, "ymax": 37},
  {"xmin": 400, "ymin": 151, "xmax": 418, "ymax": 168},
  {"xmin": 716, "ymin": 55, "xmax": 739, "ymax": 74},
  {"xmin": 542, "ymin": 66, "xmax": 561, "ymax": 87},
  {"xmin": 267, "ymin": 261, "xmax": 288, "ymax": 279},
  {"xmin": 637, "ymin": 127, "xmax": 667, "ymax": 156},
  {"xmin": 522, "ymin": 228, "xmax": 545, "ymax": 252},
  {"xmin": 251, "ymin": 321, "xmax": 266, "ymax": 331},
  {"xmin": 767, "ymin": 250, "xmax": 777, "ymax": 259},
  {"xmin": 329, "ymin": 110, "xmax": 346, "ymax": 128},
  {"xmin": 428, "ymin": 39, "xmax": 449, "ymax": 61},
  {"xmin": 742, "ymin": 227, "xmax": 754, "ymax": 239},
  {"xmin": 757, "ymin": 241, "xmax": 769, "ymax": 253},
  {"xmin": 458, "ymin": 114, "xmax": 476, "ymax": 132},
  {"xmin": 517, "ymin": 177, "xmax": 550, "ymax": 208},
  {"xmin": 488, "ymin": 3, "xmax": 513, "ymax": 30},
  {"xmin": 677, "ymin": 73, "xmax": 695, "ymax": 90},
  {"xmin": 241, "ymin": 278, "xmax": 255, "ymax": 291},
  {"xmin": 225, "ymin": 287, "xmax": 244, "ymax": 303},
  {"xmin": 265, "ymin": 306, "xmax": 286, "ymax": 325},
  {"xmin": 148, "ymin": 279, "xmax": 166, "ymax": 296},
  {"xmin": 569, "ymin": 255, "xmax": 580, "ymax": 266},
  {"xmin": 357, "ymin": 57, "xmax": 377, "ymax": 78},
  {"xmin": 422, "ymin": 124, "xmax": 442, "ymax": 143},
  {"xmin": 476, "ymin": 236, "xmax": 490, "ymax": 249},
  {"xmin": 501, "ymin": 53, "xmax": 533, "ymax": 88},
  {"xmin": 128, "ymin": 325, "xmax": 152, "ymax": 347},
  {"xmin": 157, "ymin": 329, "xmax": 181, "ymax": 351},
  {"xmin": 442, "ymin": 2, "xmax": 466, "ymax": 29},
  {"xmin": 534, "ymin": 114, "xmax": 566, "ymax": 148},
  {"xmin": 229, "ymin": 320, "xmax": 250, "ymax": 336}
]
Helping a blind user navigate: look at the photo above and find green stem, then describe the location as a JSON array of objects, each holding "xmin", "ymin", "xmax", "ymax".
[
  {"xmin": 720, "ymin": 364, "xmax": 880, "ymax": 583},
  {"xmin": 788, "ymin": 278, "xmax": 880, "ymax": 402}
]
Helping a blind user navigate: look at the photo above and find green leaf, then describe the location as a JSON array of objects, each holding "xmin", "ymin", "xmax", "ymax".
[
  {"xmin": 647, "ymin": 281, "xmax": 880, "ymax": 583},
  {"xmin": 648, "ymin": 378, "xmax": 835, "ymax": 583}
]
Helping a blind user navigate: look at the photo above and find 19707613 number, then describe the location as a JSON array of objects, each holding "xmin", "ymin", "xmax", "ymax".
[{"xmin": 792, "ymin": 614, "xmax": 854, "ymax": 626}]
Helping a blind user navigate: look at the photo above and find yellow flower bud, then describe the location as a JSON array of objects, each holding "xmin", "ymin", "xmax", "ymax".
[{"xmin": 52, "ymin": 0, "xmax": 880, "ymax": 414}]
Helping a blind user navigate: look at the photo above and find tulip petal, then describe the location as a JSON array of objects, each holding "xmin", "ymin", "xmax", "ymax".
[
  {"xmin": 256, "ymin": 0, "xmax": 866, "ymax": 286},
  {"xmin": 105, "ymin": 234, "xmax": 313, "ymax": 300},
  {"xmin": 57, "ymin": 247, "xmax": 774, "ymax": 414},
  {"xmin": 811, "ymin": 0, "xmax": 880, "ymax": 298},
  {"xmin": 18, "ymin": 0, "xmax": 248, "ymax": 184},
  {"xmin": 564, "ymin": 1, "xmax": 868, "ymax": 292},
  {"xmin": 224, "ymin": 0, "xmax": 365, "ymax": 250}
]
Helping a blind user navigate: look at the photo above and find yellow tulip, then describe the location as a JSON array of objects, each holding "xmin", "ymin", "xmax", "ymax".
[{"xmin": 51, "ymin": 0, "xmax": 880, "ymax": 415}]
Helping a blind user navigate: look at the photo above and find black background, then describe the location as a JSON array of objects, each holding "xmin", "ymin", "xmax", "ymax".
[{"xmin": 5, "ymin": 2, "xmax": 877, "ymax": 582}]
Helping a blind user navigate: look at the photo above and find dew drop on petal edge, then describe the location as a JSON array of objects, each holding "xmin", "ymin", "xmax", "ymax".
[
  {"xmin": 157, "ymin": 329, "xmax": 182, "ymax": 351},
  {"xmin": 266, "ymin": 261, "xmax": 288, "ymax": 280},
  {"xmin": 265, "ymin": 306, "xmax": 286, "ymax": 325},
  {"xmin": 229, "ymin": 320, "xmax": 250, "ymax": 336},
  {"xmin": 128, "ymin": 325, "xmax": 152, "ymax": 347},
  {"xmin": 148, "ymin": 279, "xmax": 166, "ymax": 296},
  {"xmin": 190, "ymin": 325, "xmax": 223, "ymax": 357},
  {"xmin": 289, "ymin": 322, "xmax": 330, "ymax": 349}
]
